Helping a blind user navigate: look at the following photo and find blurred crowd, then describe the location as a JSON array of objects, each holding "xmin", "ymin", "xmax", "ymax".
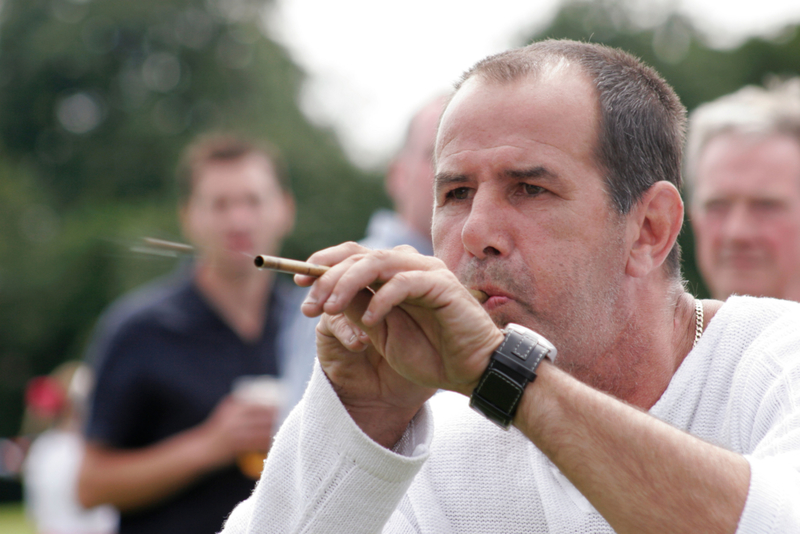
[{"xmin": 2, "ymin": 94, "xmax": 445, "ymax": 534}]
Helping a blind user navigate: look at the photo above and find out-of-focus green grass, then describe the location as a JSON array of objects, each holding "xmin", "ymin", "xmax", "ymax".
[{"xmin": 0, "ymin": 503, "xmax": 34, "ymax": 534}]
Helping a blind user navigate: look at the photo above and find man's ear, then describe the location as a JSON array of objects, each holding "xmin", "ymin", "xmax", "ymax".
[{"xmin": 625, "ymin": 181, "xmax": 684, "ymax": 278}]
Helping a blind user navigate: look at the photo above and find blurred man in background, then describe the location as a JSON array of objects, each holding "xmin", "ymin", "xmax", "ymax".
[
  {"xmin": 78, "ymin": 133, "xmax": 298, "ymax": 533},
  {"xmin": 360, "ymin": 95, "xmax": 447, "ymax": 255},
  {"xmin": 280, "ymin": 96, "xmax": 446, "ymax": 410},
  {"xmin": 686, "ymin": 78, "xmax": 800, "ymax": 301}
]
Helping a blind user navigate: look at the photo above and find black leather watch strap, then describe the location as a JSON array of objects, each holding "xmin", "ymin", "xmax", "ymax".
[{"xmin": 469, "ymin": 324, "xmax": 557, "ymax": 429}]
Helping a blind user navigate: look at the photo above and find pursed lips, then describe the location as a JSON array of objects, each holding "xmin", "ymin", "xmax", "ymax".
[{"xmin": 718, "ymin": 248, "xmax": 769, "ymax": 269}]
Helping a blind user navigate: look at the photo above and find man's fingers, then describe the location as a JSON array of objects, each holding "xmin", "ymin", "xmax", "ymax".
[
  {"xmin": 320, "ymin": 309, "xmax": 372, "ymax": 353},
  {"xmin": 302, "ymin": 254, "xmax": 366, "ymax": 317},
  {"xmin": 323, "ymin": 249, "xmax": 444, "ymax": 316},
  {"xmin": 306, "ymin": 241, "xmax": 370, "ymax": 266},
  {"xmin": 300, "ymin": 245, "xmax": 445, "ymax": 319},
  {"xmin": 360, "ymin": 269, "xmax": 466, "ymax": 327}
]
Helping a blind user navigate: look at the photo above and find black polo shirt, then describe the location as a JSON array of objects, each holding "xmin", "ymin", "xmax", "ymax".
[{"xmin": 85, "ymin": 268, "xmax": 292, "ymax": 534}]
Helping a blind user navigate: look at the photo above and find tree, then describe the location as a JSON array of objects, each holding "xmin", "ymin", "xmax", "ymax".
[{"xmin": 0, "ymin": 0, "xmax": 387, "ymax": 442}]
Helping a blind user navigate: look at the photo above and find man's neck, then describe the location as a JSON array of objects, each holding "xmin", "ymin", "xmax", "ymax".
[
  {"xmin": 566, "ymin": 284, "xmax": 700, "ymax": 411},
  {"xmin": 194, "ymin": 261, "xmax": 274, "ymax": 342}
]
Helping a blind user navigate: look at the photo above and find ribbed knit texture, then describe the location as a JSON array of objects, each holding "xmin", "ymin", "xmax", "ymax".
[{"xmin": 222, "ymin": 296, "xmax": 800, "ymax": 533}]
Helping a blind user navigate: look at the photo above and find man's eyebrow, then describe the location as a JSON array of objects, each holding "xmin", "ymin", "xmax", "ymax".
[
  {"xmin": 504, "ymin": 166, "xmax": 560, "ymax": 182},
  {"xmin": 434, "ymin": 172, "xmax": 468, "ymax": 188},
  {"xmin": 434, "ymin": 166, "xmax": 561, "ymax": 188}
]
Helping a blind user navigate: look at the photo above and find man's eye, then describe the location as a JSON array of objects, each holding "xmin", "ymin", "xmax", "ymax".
[
  {"xmin": 752, "ymin": 199, "xmax": 783, "ymax": 214},
  {"xmin": 524, "ymin": 184, "xmax": 545, "ymax": 196},
  {"xmin": 703, "ymin": 200, "xmax": 729, "ymax": 215},
  {"xmin": 448, "ymin": 187, "xmax": 470, "ymax": 200}
]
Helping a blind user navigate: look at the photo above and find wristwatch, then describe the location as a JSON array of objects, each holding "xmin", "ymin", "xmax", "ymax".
[{"xmin": 469, "ymin": 323, "xmax": 557, "ymax": 429}]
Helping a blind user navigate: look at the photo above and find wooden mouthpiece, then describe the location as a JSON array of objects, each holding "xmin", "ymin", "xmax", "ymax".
[
  {"xmin": 253, "ymin": 254, "xmax": 489, "ymax": 304},
  {"xmin": 254, "ymin": 254, "xmax": 329, "ymax": 277}
]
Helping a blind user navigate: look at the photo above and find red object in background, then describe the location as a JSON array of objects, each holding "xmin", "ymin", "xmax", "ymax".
[{"xmin": 25, "ymin": 376, "xmax": 66, "ymax": 418}]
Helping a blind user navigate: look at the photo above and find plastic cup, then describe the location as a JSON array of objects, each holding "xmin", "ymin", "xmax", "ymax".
[{"xmin": 232, "ymin": 375, "xmax": 285, "ymax": 479}]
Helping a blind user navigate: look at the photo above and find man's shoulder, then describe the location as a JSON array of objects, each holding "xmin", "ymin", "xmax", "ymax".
[
  {"xmin": 716, "ymin": 295, "xmax": 800, "ymax": 336},
  {"xmin": 708, "ymin": 295, "xmax": 800, "ymax": 371},
  {"xmin": 84, "ymin": 269, "xmax": 194, "ymax": 366},
  {"xmin": 360, "ymin": 209, "xmax": 433, "ymax": 255},
  {"xmin": 722, "ymin": 294, "xmax": 800, "ymax": 312},
  {"xmin": 101, "ymin": 272, "xmax": 190, "ymax": 332}
]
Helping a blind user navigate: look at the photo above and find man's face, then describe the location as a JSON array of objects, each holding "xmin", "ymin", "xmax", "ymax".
[
  {"xmin": 691, "ymin": 133, "xmax": 800, "ymax": 301},
  {"xmin": 433, "ymin": 70, "xmax": 630, "ymax": 370},
  {"xmin": 390, "ymin": 99, "xmax": 443, "ymax": 239},
  {"xmin": 182, "ymin": 154, "xmax": 294, "ymax": 275}
]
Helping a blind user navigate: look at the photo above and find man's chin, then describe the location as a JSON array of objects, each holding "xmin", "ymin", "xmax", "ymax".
[
  {"xmin": 716, "ymin": 280, "xmax": 775, "ymax": 299},
  {"xmin": 487, "ymin": 307, "xmax": 542, "ymax": 333}
]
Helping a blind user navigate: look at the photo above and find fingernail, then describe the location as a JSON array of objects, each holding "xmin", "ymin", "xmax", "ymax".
[
  {"xmin": 302, "ymin": 294, "xmax": 317, "ymax": 306},
  {"xmin": 348, "ymin": 325, "xmax": 364, "ymax": 344}
]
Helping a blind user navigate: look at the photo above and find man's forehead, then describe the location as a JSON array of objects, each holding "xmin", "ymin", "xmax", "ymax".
[
  {"xmin": 434, "ymin": 69, "xmax": 600, "ymax": 176},
  {"xmin": 442, "ymin": 57, "xmax": 579, "ymax": 114},
  {"xmin": 193, "ymin": 154, "xmax": 281, "ymax": 195},
  {"xmin": 438, "ymin": 69, "xmax": 595, "ymax": 140},
  {"xmin": 695, "ymin": 134, "xmax": 800, "ymax": 194}
]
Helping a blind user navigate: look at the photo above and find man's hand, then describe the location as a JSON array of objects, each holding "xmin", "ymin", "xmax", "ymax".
[
  {"xmin": 316, "ymin": 310, "xmax": 435, "ymax": 448},
  {"xmin": 79, "ymin": 394, "xmax": 278, "ymax": 512},
  {"xmin": 197, "ymin": 395, "xmax": 277, "ymax": 469},
  {"xmin": 296, "ymin": 242, "xmax": 504, "ymax": 446}
]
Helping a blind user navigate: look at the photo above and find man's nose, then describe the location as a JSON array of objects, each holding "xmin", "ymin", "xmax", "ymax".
[
  {"xmin": 460, "ymin": 189, "xmax": 510, "ymax": 259},
  {"xmin": 721, "ymin": 204, "xmax": 757, "ymax": 243},
  {"xmin": 225, "ymin": 199, "xmax": 257, "ymax": 226}
]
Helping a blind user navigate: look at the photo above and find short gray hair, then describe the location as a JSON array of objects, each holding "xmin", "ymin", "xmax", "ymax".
[{"xmin": 684, "ymin": 77, "xmax": 800, "ymax": 200}]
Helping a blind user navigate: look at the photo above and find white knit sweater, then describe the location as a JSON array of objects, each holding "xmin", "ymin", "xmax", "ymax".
[{"xmin": 222, "ymin": 296, "xmax": 800, "ymax": 533}]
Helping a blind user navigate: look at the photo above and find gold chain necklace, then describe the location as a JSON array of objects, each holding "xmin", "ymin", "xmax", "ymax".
[{"xmin": 693, "ymin": 299, "xmax": 704, "ymax": 348}]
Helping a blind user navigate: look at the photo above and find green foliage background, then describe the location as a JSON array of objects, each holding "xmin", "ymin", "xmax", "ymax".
[
  {"xmin": 0, "ymin": 0, "xmax": 386, "ymax": 454},
  {"xmin": 0, "ymin": 0, "xmax": 798, "ymax": 500}
]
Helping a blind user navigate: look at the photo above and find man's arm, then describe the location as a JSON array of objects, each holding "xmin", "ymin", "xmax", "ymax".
[
  {"xmin": 515, "ymin": 362, "xmax": 749, "ymax": 534},
  {"xmin": 297, "ymin": 244, "xmax": 758, "ymax": 533},
  {"xmin": 78, "ymin": 396, "xmax": 276, "ymax": 511}
]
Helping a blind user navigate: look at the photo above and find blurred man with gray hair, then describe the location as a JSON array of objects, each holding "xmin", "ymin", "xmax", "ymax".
[{"xmin": 686, "ymin": 78, "xmax": 800, "ymax": 301}]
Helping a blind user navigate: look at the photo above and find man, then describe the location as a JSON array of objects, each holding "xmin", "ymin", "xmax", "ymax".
[
  {"xmin": 362, "ymin": 95, "xmax": 447, "ymax": 255},
  {"xmin": 280, "ymin": 96, "xmax": 445, "ymax": 411},
  {"xmin": 686, "ymin": 78, "xmax": 800, "ymax": 301},
  {"xmin": 78, "ymin": 134, "xmax": 298, "ymax": 533},
  {"xmin": 224, "ymin": 40, "xmax": 800, "ymax": 533}
]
